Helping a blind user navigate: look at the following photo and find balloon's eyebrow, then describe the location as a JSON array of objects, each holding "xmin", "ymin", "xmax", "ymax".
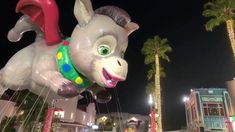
[{"xmin": 97, "ymin": 31, "xmax": 118, "ymax": 40}]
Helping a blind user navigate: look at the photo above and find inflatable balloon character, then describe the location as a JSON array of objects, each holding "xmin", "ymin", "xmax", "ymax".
[{"xmin": 0, "ymin": 0, "xmax": 139, "ymax": 100}]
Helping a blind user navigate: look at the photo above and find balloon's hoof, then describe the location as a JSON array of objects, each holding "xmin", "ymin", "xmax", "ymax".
[
  {"xmin": 57, "ymin": 82, "xmax": 79, "ymax": 98},
  {"xmin": 7, "ymin": 29, "xmax": 22, "ymax": 42},
  {"xmin": 95, "ymin": 90, "xmax": 112, "ymax": 103}
]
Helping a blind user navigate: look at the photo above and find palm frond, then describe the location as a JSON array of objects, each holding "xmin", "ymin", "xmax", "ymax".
[
  {"xmin": 146, "ymin": 62, "xmax": 166, "ymax": 80},
  {"xmin": 147, "ymin": 69, "xmax": 155, "ymax": 80},
  {"xmin": 202, "ymin": 9, "xmax": 221, "ymax": 17},
  {"xmin": 146, "ymin": 81, "xmax": 155, "ymax": 94},
  {"xmin": 160, "ymin": 66, "xmax": 166, "ymax": 78},
  {"xmin": 205, "ymin": 17, "xmax": 224, "ymax": 31},
  {"xmin": 202, "ymin": 0, "xmax": 235, "ymax": 31},
  {"xmin": 144, "ymin": 54, "xmax": 155, "ymax": 64},
  {"xmin": 142, "ymin": 35, "xmax": 172, "ymax": 60}
]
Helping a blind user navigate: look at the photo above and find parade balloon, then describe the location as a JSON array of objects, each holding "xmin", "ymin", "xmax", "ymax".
[{"xmin": 0, "ymin": 0, "xmax": 139, "ymax": 100}]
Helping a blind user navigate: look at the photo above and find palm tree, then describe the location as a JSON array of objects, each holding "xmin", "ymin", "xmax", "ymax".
[
  {"xmin": 141, "ymin": 35, "xmax": 172, "ymax": 132},
  {"xmin": 17, "ymin": 91, "xmax": 48, "ymax": 131},
  {"xmin": 0, "ymin": 116, "xmax": 17, "ymax": 132},
  {"xmin": 202, "ymin": 0, "xmax": 235, "ymax": 56},
  {"xmin": 9, "ymin": 90, "xmax": 48, "ymax": 131},
  {"xmin": 0, "ymin": 90, "xmax": 47, "ymax": 131}
]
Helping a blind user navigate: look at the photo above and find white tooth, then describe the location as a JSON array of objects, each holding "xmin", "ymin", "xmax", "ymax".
[{"xmin": 107, "ymin": 80, "xmax": 112, "ymax": 83}]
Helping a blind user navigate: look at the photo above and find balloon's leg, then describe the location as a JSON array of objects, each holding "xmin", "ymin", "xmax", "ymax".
[
  {"xmin": 0, "ymin": 72, "xmax": 6, "ymax": 97},
  {"xmin": 7, "ymin": 15, "xmax": 42, "ymax": 42},
  {"xmin": 32, "ymin": 70, "xmax": 80, "ymax": 98},
  {"xmin": 0, "ymin": 85, "xmax": 4, "ymax": 97}
]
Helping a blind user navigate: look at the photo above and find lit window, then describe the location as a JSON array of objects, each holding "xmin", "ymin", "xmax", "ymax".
[
  {"xmin": 203, "ymin": 103, "xmax": 225, "ymax": 116},
  {"xmin": 208, "ymin": 107, "xmax": 219, "ymax": 116}
]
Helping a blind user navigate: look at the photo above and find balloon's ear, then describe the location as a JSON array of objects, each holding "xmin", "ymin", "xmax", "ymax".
[
  {"xmin": 125, "ymin": 22, "xmax": 139, "ymax": 36},
  {"xmin": 74, "ymin": 0, "xmax": 94, "ymax": 27}
]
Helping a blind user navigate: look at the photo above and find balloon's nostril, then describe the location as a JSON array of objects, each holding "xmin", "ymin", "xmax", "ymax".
[{"xmin": 117, "ymin": 60, "xmax": 121, "ymax": 66}]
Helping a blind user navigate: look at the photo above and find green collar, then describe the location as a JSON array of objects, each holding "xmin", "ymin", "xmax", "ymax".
[{"xmin": 56, "ymin": 37, "xmax": 92, "ymax": 89}]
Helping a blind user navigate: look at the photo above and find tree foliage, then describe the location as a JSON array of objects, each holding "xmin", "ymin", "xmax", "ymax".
[
  {"xmin": 15, "ymin": 90, "xmax": 48, "ymax": 131},
  {"xmin": 141, "ymin": 35, "xmax": 172, "ymax": 94},
  {"xmin": 147, "ymin": 64, "xmax": 166, "ymax": 80},
  {"xmin": 141, "ymin": 35, "xmax": 172, "ymax": 81},
  {"xmin": 141, "ymin": 35, "xmax": 172, "ymax": 65},
  {"xmin": 202, "ymin": 0, "xmax": 235, "ymax": 31},
  {"xmin": 0, "ymin": 90, "xmax": 48, "ymax": 131},
  {"xmin": 146, "ymin": 81, "xmax": 155, "ymax": 94},
  {"xmin": 0, "ymin": 116, "xmax": 16, "ymax": 132}
]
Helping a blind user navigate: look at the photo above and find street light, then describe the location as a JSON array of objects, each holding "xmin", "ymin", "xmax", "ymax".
[
  {"xmin": 182, "ymin": 96, "xmax": 189, "ymax": 103},
  {"xmin": 148, "ymin": 94, "xmax": 153, "ymax": 105},
  {"xmin": 182, "ymin": 96, "xmax": 189, "ymax": 131},
  {"xmin": 92, "ymin": 125, "xmax": 99, "ymax": 130}
]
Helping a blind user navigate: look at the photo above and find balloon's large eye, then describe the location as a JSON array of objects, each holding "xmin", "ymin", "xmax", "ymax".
[{"xmin": 98, "ymin": 45, "xmax": 111, "ymax": 56}]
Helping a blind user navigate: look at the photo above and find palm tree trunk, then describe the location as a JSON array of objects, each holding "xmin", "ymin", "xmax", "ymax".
[
  {"xmin": 226, "ymin": 20, "xmax": 235, "ymax": 116},
  {"xmin": 226, "ymin": 19, "xmax": 235, "ymax": 56},
  {"xmin": 155, "ymin": 54, "xmax": 162, "ymax": 132}
]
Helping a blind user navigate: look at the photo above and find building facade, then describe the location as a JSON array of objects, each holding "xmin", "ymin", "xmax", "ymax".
[
  {"xmin": 52, "ymin": 97, "xmax": 96, "ymax": 132},
  {"xmin": 96, "ymin": 112, "xmax": 150, "ymax": 132},
  {"xmin": 0, "ymin": 96, "xmax": 96, "ymax": 132},
  {"xmin": 184, "ymin": 88, "xmax": 233, "ymax": 132},
  {"xmin": 0, "ymin": 100, "xmax": 17, "ymax": 123}
]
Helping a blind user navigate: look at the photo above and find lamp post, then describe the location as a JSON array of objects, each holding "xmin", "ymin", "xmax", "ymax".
[
  {"xmin": 149, "ymin": 94, "xmax": 157, "ymax": 132},
  {"xmin": 182, "ymin": 96, "xmax": 189, "ymax": 131}
]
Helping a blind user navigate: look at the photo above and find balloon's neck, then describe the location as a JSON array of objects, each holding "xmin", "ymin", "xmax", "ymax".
[{"xmin": 56, "ymin": 37, "xmax": 92, "ymax": 89}]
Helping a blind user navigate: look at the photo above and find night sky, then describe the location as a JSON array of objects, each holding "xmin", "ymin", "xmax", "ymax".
[{"xmin": 1, "ymin": 0, "xmax": 235, "ymax": 131}]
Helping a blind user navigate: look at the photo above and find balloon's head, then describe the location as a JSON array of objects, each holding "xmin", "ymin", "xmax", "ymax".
[{"xmin": 69, "ymin": 1, "xmax": 139, "ymax": 88}]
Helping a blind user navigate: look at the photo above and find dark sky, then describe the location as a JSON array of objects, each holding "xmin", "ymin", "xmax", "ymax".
[{"xmin": 1, "ymin": 0, "xmax": 235, "ymax": 131}]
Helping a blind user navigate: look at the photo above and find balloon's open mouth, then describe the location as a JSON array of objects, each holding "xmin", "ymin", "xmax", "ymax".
[{"xmin": 102, "ymin": 68, "xmax": 125, "ymax": 88}]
